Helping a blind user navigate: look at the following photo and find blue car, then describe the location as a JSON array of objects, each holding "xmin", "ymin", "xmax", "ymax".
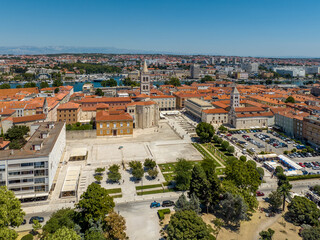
[{"xmin": 150, "ymin": 201, "xmax": 161, "ymax": 208}]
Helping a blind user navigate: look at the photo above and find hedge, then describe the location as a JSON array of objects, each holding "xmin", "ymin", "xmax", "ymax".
[
  {"xmin": 158, "ymin": 208, "xmax": 171, "ymax": 220},
  {"xmin": 105, "ymin": 188, "xmax": 122, "ymax": 194},
  {"xmin": 136, "ymin": 184, "xmax": 162, "ymax": 190},
  {"xmin": 21, "ymin": 234, "xmax": 33, "ymax": 240},
  {"xmin": 288, "ymin": 174, "xmax": 320, "ymax": 181}
]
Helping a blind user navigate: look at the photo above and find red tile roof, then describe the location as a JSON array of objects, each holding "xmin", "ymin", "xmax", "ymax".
[
  {"xmin": 12, "ymin": 114, "xmax": 46, "ymax": 123},
  {"xmin": 58, "ymin": 102, "xmax": 80, "ymax": 110},
  {"xmin": 96, "ymin": 111, "xmax": 133, "ymax": 121},
  {"xmin": 202, "ymin": 108, "xmax": 228, "ymax": 114}
]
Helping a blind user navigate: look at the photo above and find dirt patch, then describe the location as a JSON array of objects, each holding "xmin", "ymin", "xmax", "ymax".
[{"xmin": 202, "ymin": 201, "xmax": 301, "ymax": 240}]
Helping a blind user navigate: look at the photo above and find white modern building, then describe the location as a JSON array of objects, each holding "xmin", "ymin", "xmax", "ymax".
[{"xmin": 0, "ymin": 122, "xmax": 66, "ymax": 200}]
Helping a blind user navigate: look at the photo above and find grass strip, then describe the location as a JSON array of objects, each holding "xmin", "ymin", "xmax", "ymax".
[
  {"xmin": 136, "ymin": 184, "xmax": 162, "ymax": 190},
  {"xmin": 105, "ymin": 188, "xmax": 122, "ymax": 194}
]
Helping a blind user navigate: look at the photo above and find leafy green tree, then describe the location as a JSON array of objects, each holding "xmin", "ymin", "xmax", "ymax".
[
  {"xmin": 95, "ymin": 167, "xmax": 105, "ymax": 174},
  {"xmin": 43, "ymin": 208, "xmax": 76, "ymax": 235},
  {"xmin": 94, "ymin": 175, "xmax": 103, "ymax": 183},
  {"xmin": 268, "ymin": 191, "xmax": 282, "ymax": 212},
  {"xmin": 16, "ymin": 85, "xmax": 22, "ymax": 88},
  {"xmin": 24, "ymin": 82, "xmax": 36, "ymax": 88},
  {"xmin": 216, "ymin": 192, "xmax": 248, "ymax": 225},
  {"xmin": 189, "ymin": 193, "xmax": 202, "ymax": 215},
  {"xmin": 259, "ymin": 228, "xmax": 275, "ymax": 240},
  {"xmin": 217, "ymin": 137, "xmax": 223, "ymax": 145},
  {"xmin": 301, "ymin": 227, "xmax": 320, "ymax": 240},
  {"xmin": 101, "ymin": 78, "xmax": 117, "ymax": 87},
  {"xmin": 174, "ymin": 158, "xmax": 193, "ymax": 191},
  {"xmin": 275, "ymin": 166, "xmax": 284, "ymax": 175},
  {"xmin": 256, "ymin": 167, "xmax": 264, "ymax": 179},
  {"xmin": 53, "ymin": 79, "xmax": 63, "ymax": 87},
  {"xmin": 104, "ymin": 212, "xmax": 127, "ymax": 240},
  {"xmin": 129, "ymin": 161, "xmax": 144, "ymax": 180},
  {"xmin": 0, "ymin": 83, "xmax": 11, "ymax": 89},
  {"xmin": 166, "ymin": 210, "xmax": 215, "ymax": 240},
  {"xmin": 144, "ymin": 158, "xmax": 156, "ymax": 170},
  {"xmin": 196, "ymin": 122, "xmax": 215, "ymax": 143},
  {"xmin": 108, "ymin": 164, "xmax": 121, "ymax": 182},
  {"xmin": 200, "ymin": 75, "xmax": 213, "ymax": 83},
  {"xmin": 285, "ymin": 96, "xmax": 295, "ymax": 103},
  {"xmin": 40, "ymin": 81, "xmax": 49, "ymax": 89},
  {"xmin": 226, "ymin": 146, "xmax": 234, "ymax": 154},
  {"xmin": 0, "ymin": 227, "xmax": 18, "ymax": 240},
  {"xmin": 95, "ymin": 88, "xmax": 104, "ymax": 96},
  {"xmin": 21, "ymin": 233, "xmax": 33, "ymax": 240},
  {"xmin": 218, "ymin": 125, "xmax": 228, "ymax": 133},
  {"xmin": 225, "ymin": 159, "xmax": 261, "ymax": 192},
  {"xmin": 148, "ymin": 168, "xmax": 158, "ymax": 179},
  {"xmin": 221, "ymin": 141, "xmax": 229, "ymax": 151},
  {"xmin": 212, "ymin": 135, "xmax": 219, "ymax": 143},
  {"xmin": 278, "ymin": 183, "xmax": 292, "ymax": 211},
  {"xmin": 44, "ymin": 226, "xmax": 81, "ymax": 240},
  {"xmin": 240, "ymin": 156, "xmax": 247, "ymax": 162},
  {"xmin": 32, "ymin": 219, "xmax": 42, "ymax": 235},
  {"xmin": 0, "ymin": 186, "xmax": 25, "ymax": 228},
  {"xmin": 189, "ymin": 164, "xmax": 209, "ymax": 202},
  {"xmin": 54, "ymin": 87, "xmax": 60, "ymax": 93},
  {"xmin": 164, "ymin": 77, "xmax": 181, "ymax": 87},
  {"xmin": 246, "ymin": 160, "xmax": 257, "ymax": 169},
  {"xmin": 76, "ymin": 183, "xmax": 115, "ymax": 228},
  {"xmin": 174, "ymin": 194, "xmax": 189, "ymax": 211},
  {"xmin": 312, "ymin": 185, "xmax": 320, "ymax": 195},
  {"xmin": 287, "ymin": 196, "xmax": 320, "ymax": 226}
]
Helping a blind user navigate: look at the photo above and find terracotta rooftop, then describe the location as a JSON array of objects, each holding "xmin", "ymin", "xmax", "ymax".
[
  {"xmin": 96, "ymin": 111, "xmax": 133, "ymax": 121},
  {"xmin": 58, "ymin": 102, "xmax": 80, "ymax": 110},
  {"xmin": 12, "ymin": 114, "xmax": 46, "ymax": 123}
]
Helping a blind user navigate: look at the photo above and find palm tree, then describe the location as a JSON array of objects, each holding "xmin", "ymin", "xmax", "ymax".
[{"xmin": 278, "ymin": 183, "xmax": 292, "ymax": 211}]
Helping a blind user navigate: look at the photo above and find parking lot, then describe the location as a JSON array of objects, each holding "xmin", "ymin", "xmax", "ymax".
[{"xmin": 228, "ymin": 129, "xmax": 320, "ymax": 174}]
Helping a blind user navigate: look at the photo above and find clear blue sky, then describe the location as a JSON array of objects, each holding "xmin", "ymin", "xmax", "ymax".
[{"xmin": 0, "ymin": 0, "xmax": 319, "ymax": 57}]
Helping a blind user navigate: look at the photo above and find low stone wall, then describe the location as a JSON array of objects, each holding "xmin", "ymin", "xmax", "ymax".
[{"xmin": 66, "ymin": 130, "xmax": 96, "ymax": 140}]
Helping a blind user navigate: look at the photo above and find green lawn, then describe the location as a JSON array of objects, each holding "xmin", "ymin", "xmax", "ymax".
[
  {"xmin": 105, "ymin": 188, "xmax": 122, "ymax": 194},
  {"xmin": 137, "ymin": 188, "xmax": 175, "ymax": 196},
  {"xmin": 112, "ymin": 194, "xmax": 122, "ymax": 198},
  {"xmin": 136, "ymin": 184, "xmax": 162, "ymax": 190}
]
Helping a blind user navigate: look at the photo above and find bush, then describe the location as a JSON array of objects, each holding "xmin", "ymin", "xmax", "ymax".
[
  {"xmin": 21, "ymin": 234, "xmax": 33, "ymax": 240},
  {"xmin": 158, "ymin": 208, "xmax": 171, "ymax": 220},
  {"xmin": 288, "ymin": 174, "xmax": 320, "ymax": 181},
  {"xmin": 144, "ymin": 159, "xmax": 156, "ymax": 170},
  {"xmin": 221, "ymin": 141, "xmax": 229, "ymax": 151}
]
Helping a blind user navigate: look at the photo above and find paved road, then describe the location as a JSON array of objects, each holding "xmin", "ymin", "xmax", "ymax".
[{"xmin": 115, "ymin": 196, "xmax": 179, "ymax": 240}]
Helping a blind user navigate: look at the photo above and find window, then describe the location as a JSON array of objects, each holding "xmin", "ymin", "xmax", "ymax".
[
  {"xmin": 113, "ymin": 123, "xmax": 116, "ymax": 128},
  {"xmin": 21, "ymin": 170, "xmax": 33, "ymax": 175},
  {"xmin": 107, "ymin": 130, "xmax": 110, "ymax": 134},
  {"xmin": 107, "ymin": 123, "xmax": 109, "ymax": 128},
  {"xmin": 22, "ymin": 186, "xmax": 33, "ymax": 191},
  {"xmin": 34, "ymin": 170, "xmax": 46, "ymax": 177},
  {"xmin": 0, "ymin": 165, "xmax": 5, "ymax": 172},
  {"xmin": 9, "ymin": 171, "xmax": 20, "ymax": 176},
  {"xmin": 34, "ymin": 178, "xmax": 45, "ymax": 184},
  {"xmin": 127, "ymin": 129, "xmax": 130, "ymax": 133},
  {"xmin": 120, "ymin": 130, "xmax": 123, "ymax": 134},
  {"xmin": 100, "ymin": 123, "xmax": 103, "ymax": 128},
  {"xmin": 120, "ymin": 122, "xmax": 123, "ymax": 127},
  {"xmin": 22, "ymin": 178, "xmax": 33, "ymax": 183},
  {"xmin": 127, "ymin": 122, "xmax": 130, "ymax": 127},
  {"xmin": 35, "ymin": 185, "xmax": 46, "ymax": 192},
  {"xmin": 10, "ymin": 187, "xmax": 21, "ymax": 192},
  {"xmin": 34, "ymin": 162, "xmax": 45, "ymax": 169},
  {"xmin": 0, "ymin": 181, "xmax": 5, "ymax": 186},
  {"xmin": 21, "ymin": 163, "xmax": 33, "ymax": 167},
  {"xmin": 9, "ymin": 179, "xmax": 20, "ymax": 184},
  {"xmin": 8, "ymin": 164, "xmax": 20, "ymax": 168},
  {"xmin": 100, "ymin": 130, "xmax": 103, "ymax": 135}
]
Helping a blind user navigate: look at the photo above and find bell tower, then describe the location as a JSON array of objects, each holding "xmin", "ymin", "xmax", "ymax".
[{"xmin": 140, "ymin": 60, "xmax": 150, "ymax": 95}]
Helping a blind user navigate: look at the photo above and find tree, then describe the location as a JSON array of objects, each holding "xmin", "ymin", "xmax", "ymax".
[
  {"xmin": 95, "ymin": 88, "xmax": 104, "ymax": 96},
  {"xmin": 16, "ymin": 85, "xmax": 22, "ymax": 88},
  {"xmin": 174, "ymin": 158, "xmax": 193, "ymax": 191},
  {"xmin": 40, "ymin": 81, "xmax": 49, "ymax": 89},
  {"xmin": 256, "ymin": 167, "xmax": 264, "ymax": 179},
  {"xmin": 76, "ymin": 183, "xmax": 115, "ymax": 228},
  {"xmin": 104, "ymin": 212, "xmax": 127, "ymax": 240},
  {"xmin": 285, "ymin": 96, "xmax": 295, "ymax": 103},
  {"xmin": 200, "ymin": 75, "xmax": 213, "ymax": 83},
  {"xmin": 166, "ymin": 210, "xmax": 215, "ymax": 240},
  {"xmin": 217, "ymin": 137, "xmax": 223, "ymax": 145},
  {"xmin": 221, "ymin": 141, "xmax": 229, "ymax": 151},
  {"xmin": 216, "ymin": 192, "xmax": 248, "ymax": 225},
  {"xmin": 101, "ymin": 78, "xmax": 117, "ymax": 87},
  {"xmin": 94, "ymin": 174, "xmax": 103, "ymax": 183},
  {"xmin": 129, "ymin": 161, "xmax": 144, "ymax": 180},
  {"xmin": 144, "ymin": 158, "xmax": 156, "ymax": 170},
  {"xmin": 287, "ymin": 196, "xmax": 320, "ymax": 226},
  {"xmin": 95, "ymin": 167, "xmax": 105, "ymax": 174},
  {"xmin": 196, "ymin": 122, "xmax": 215, "ymax": 143},
  {"xmin": 225, "ymin": 159, "xmax": 261, "ymax": 193},
  {"xmin": 240, "ymin": 156, "xmax": 247, "ymax": 162},
  {"xmin": 164, "ymin": 77, "xmax": 181, "ymax": 87},
  {"xmin": 53, "ymin": 79, "xmax": 63, "ymax": 87},
  {"xmin": 24, "ymin": 82, "xmax": 36, "ymax": 88},
  {"xmin": 32, "ymin": 219, "xmax": 42, "ymax": 235},
  {"xmin": 148, "ymin": 168, "xmax": 158, "ymax": 179},
  {"xmin": 212, "ymin": 135, "xmax": 219, "ymax": 143},
  {"xmin": 268, "ymin": 191, "xmax": 282, "ymax": 212},
  {"xmin": 0, "ymin": 186, "xmax": 25, "ymax": 229},
  {"xmin": 218, "ymin": 125, "xmax": 228, "ymax": 133},
  {"xmin": 226, "ymin": 146, "xmax": 234, "ymax": 154},
  {"xmin": 212, "ymin": 218, "xmax": 223, "ymax": 239},
  {"xmin": 246, "ymin": 160, "xmax": 257, "ymax": 169},
  {"xmin": 259, "ymin": 228, "xmax": 275, "ymax": 240},
  {"xmin": 44, "ymin": 226, "xmax": 81, "ymax": 240},
  {"xmin": 275, "ymin": 166, "xmax": 284, "ymax": 175},
  {"xmin": 189, "ymin": 164, "xmax": 209, "ymax": 202},
  {"xmin": 43, "ymin": 208, "xmax": 76, "ymax": 235},
  {"xmin": 0, "ymin": 227, "xmax": 18, "ymax": 240},
  {"xmin": 174, "ymin": 194, "xmax": 189, "ymax": 211},
  {"xmin": 301, "ymin": 227, "xmax": 320, "ymax": 240},
  {"xmin": 0, "ymin": 83, "xmax": 10, "ymax": 89},
  {"xmin": 189, "ymin": 193, "xmax": 202, "ymax": 214},
  {"xmin": 278, "ymin": 183, "xmax": 292, "ymax": 211},
  {"xmin": 54, "ymin": 87, "xmax": 60, "ymax": 93},
  {"xmin": 108, "ymin": 164, "xmax": 121, "ymax": 183}
]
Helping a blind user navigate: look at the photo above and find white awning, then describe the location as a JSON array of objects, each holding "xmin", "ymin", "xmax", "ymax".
[
  {"xmin": 61, "ymin": 165, "xmax": 81, "ymax": 193},
  {"xmin": 70, "ymin": 148, "xmax": 87, "ymax": 157}
]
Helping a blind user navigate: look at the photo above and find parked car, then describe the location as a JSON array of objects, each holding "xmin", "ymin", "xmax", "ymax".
[
  {"xmin": 162, "ymin": 200, "xmax": 175, "ymax": 207},
  {"xmin": 256, "ymin": 191, "xmax": 265, "ymax": 196},
  {"xmin": 29, "ymin": 216, "xmax": 44, "ymax": 224},
  {"xmin": 150, "ymin": 201, "xmax": 161, "ymax": 208}
]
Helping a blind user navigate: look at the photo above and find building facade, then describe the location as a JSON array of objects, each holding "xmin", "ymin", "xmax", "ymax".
[
  {"xmin": 57, "ymin": 102, "xmax": 80, "ymax": 124},
  {"xmin": 140, "ymin": 60, "xmax": 151, "ymax": 95},
  {"xmin": 96, "ymin": 111, "xmax": 133, "ymax": 136}
]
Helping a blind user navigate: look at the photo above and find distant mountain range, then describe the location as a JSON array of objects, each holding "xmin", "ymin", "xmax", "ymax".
[{"xmin": 0, "ymin": 46, "xmax": 180, "ymax": 55}]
